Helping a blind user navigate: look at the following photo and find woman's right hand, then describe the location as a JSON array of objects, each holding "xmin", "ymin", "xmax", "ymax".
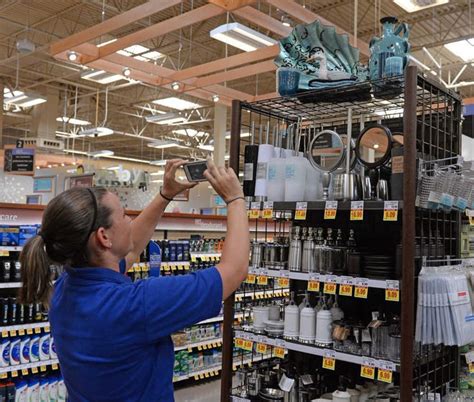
[{"xmin": 204, "ymin": 159, "xmax": 243, "ymax": 203}]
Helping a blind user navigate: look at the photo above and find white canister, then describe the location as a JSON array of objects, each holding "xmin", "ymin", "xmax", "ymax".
[
  {"xmin": 267, "ymin": 157, "xmax": 286, "ymax": 202},
  {"xmin": 347, "ymin": 388, "xmax": 361, "ymax": 402},
  {"xmin": 283, "ymin": 304, "xmax": 300, "ymax": 339},
  {"xmin": 304, "ymin": 158, "xmax": 323, "ymax": 201},
  {"xmin": 268, "ymin": 304, "xmax": 280, "ymax": 321},
  {"xmin": 315, "ymin": 309, "xmax": 333, "ymax": 345},
  {"xmin": 284, "ymin": 156, "xmax": 307, "ymax": 201},
  {"xmin": 333, "ymin": 389, "xmax": 351, "ymax": 402},
  {"xmin": 299, "ymin": 306, "xmax": 316, "ymax": 343},
  {"xmin": 252, "ymin": 306, "xmax": 270, "ymax": 332}
]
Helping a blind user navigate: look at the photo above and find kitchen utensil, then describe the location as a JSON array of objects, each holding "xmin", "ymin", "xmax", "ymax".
[
  {"xmin": 251, "ymin": 241, "xmax": 264, "ymax": 268},
  {"xmin": 243, "ymin": 121, "xmax": 259, "ymax": 199},
  {"xmin": 376, "ymin": 179, "xmax": 389, "ymax": 200},
  {"xmin": 299, "ymin": 300, "xmax": 316, "ymax": 344},
  {"xmin": 302, "ymin": 227, "xmax": 316, "ymax": 273},
  {"xmin": 315, "ymin": 308, "xmax": 333, "ymax": 346},
  {"xmin": 253, "ymin": 305, "xmax": 270, "ymax": 334},
  {"xmin": 284, "ymin": 292, "xmax": 300, "ymax": 340},
  {"xmin": 259, "ymin": 388, "xmax": 285, "ymax": 402},
  {"xmin": 288, "ymin": 226, "xmax": 303, "ymax": 272}
]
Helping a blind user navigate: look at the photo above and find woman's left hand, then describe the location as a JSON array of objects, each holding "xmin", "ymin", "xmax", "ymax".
[{"xmin": 161, "ymin": 159, "xmax": 197, "ymax": 199}]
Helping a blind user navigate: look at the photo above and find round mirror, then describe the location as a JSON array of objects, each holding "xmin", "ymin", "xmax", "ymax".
[
  {"xmin": 355, "ymin": 124, "xmax": 393, "ymax": 168},
  {"xmin": 307, "ymin": 130, "xmax": 345, "ymax": 172}
]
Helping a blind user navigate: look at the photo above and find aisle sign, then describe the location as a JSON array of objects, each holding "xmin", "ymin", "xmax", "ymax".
[
  {"xmin": 324, "ymin": 201, "xmax": 338, "ymax": 220},
  {"xmin": 257, "ymin": 275, "xmax": 268, "ymax": 286},
  {"xmin": 322, "ymin": 351, "xmax": 336, "ymax": 370},
  {"xmin": 295, "ymin": 202, "xmax": 307, "ymax": 220},
  {"xmin": 274, "ymin": 347, "xmax": 286, "ymax": 359},
  {"xmin": 262, "ymin": 201, "xmax": 274, "ymax": 219},
  {"xmin": 350, "ymin": 201, "xmax": 364, "ymax": 221},
  {"xmin": 383, "ymin": 201, "xmax": 399, "ymax": 222},
  {"xmin": 246, "ymin": 274, "xmax": 256, "ymax": 284},
  {"xmin": 256, "ymin": 343, "xmax": 268, "ymax": 354},
  {"xmin": 307, "ymin": 280, "xmax": 320, "ymax": 292},
  {"xmin": 377, "ymin": 369, "xmax": 393, "ymax": 383},
  {"xmin": 249, "ymin": 202, "xmax": 261, "ymax": 219}
]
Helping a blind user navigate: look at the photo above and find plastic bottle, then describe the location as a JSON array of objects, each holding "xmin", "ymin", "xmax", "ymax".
[
  {"xmin": 49, "ymin": 338, "xmax": 57, "ymax": 360},
  {"xmin": 26, "ymin": 378, "xmax": 39, "ymax": 402},
  {"xmin": 38, "ymin": 378, "xmax": 48, "ymax": 402},
  {"xmin": 266, "ymin": 148, "xmax": 286, "ymax": 202},
  {"xmin": 20, "ymin": 336, "xmax": 29, "ymax": 364},
  {"xmin": 0, "ymin": 338, "xmax": 10, "ymax": 367},
  {"xmin": 13, "ymin": 380, "xmax": 27, "ymax": 402},
  {"xmin": 57, "ymin": 376, "xmax": 67, "ymax": 402},
  {"xmin": 29, "ymin": 335, "xmax": 40, "ymax": 363},
  {"xmin": 304, "ymin": 158, "xmax": 323, "ymax": 201},
  {"xmin": 6, "ymin": 381, "xmax": 15, "ymax": 402},
  {"xmin": 47, "ymin": 377, "xmax": 58, "ymax": 402},
  {"xmin": 284, "ymin": 153, "xmax": 307, "ymax": 201},
  {"xmin": 9, "ymin": 337, "xmax": 20, "ymax": 366},
  {"xmin": 39, "ymin": 334, "xmax": 50, "ymax": 361}
]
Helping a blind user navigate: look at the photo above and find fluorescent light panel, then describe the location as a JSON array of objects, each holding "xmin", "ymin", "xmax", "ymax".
[
  {"xmin": 198, "ymin": 144, "xmax": 214, "ymax": 151},
  {"xmin": 152, "ymin": 97, "xmax": 201, "ymax": 111},
  {"xmin": 173, "ymin": 129, "xmax": 207, "ymax": 137},
  {"xmin": 81, "ymin": 69, "xmax": 125, "ymax": 84},
  {"xmin": 444, "ymin": 38, "xmax": 474, "ymax": 62},
  {"xmin": 78, "ymin": 127, "xmax": 114, "ymax": 137},
  {"xmin": 210, "ymin": 22, "xmax": 277, "ymax": 52},
  {"xmin": 393, "ymin": 0, "xmax": 449, "ymax": 12},
  {"xmin": 89, "ymin": 150, "xmax": 114, "ymax": 157},
  {"xmin": 56, "ymin": 117, "xmax": 91, "ymax": 126}
]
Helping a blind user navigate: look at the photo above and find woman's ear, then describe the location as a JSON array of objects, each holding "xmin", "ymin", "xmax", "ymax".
[{"xmin": 95, "ymin": 228, "xmax": 112, "ymax": 249}]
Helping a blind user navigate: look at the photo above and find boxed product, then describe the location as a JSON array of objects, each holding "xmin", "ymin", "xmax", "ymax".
[
  {"xmin": 0, "ymin": 226, "xmax": 19, "ymax": 247},
  {"xmin": 19, "ymin": 226, "xmax": 38, "ymax": 246}
]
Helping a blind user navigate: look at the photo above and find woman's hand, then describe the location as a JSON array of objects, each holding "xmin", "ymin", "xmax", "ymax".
[
  {"xmin": 204, "ymin": 159, "xmax": 243, "ymax": 203},
  {"xmin": 161, "ymin": 159, "xmax": 197, "ymax": 199}
]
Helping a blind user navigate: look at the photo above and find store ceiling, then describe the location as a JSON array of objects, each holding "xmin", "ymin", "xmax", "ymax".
[{"xmin": 0, "ymin": 0, "xmax": 472, "ymax": 164}]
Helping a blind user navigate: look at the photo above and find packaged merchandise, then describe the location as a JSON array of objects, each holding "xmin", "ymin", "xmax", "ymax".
[
  {"xmin": 49, "ymin": 338, "xmax": 57, "ymax": 360},
  {"xmin": 9, "ymin": 338, "xmax": 20, "ymax": 366},
  {"xmin": 29, "ymin": 335, "xmax": 40, "ymax": 363},
  {"xmin": 0, "ymin": 338, "xmax": 10, "ymax": 367},
  {"xmin": 39, "ymin": 335, "xmax": 50, "ymax": 361},
  {"xmin": 19, "ymin": 337, "xmax": 29, "ymax": 364},
  {"xmin": 38, "ymin": 378, "xmax": 48, "ymax": 402}
]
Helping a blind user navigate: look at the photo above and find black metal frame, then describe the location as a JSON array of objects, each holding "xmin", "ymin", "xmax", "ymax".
[{"xmin": 221, "ymin": 67, "xmax": 463, "ymax": 402}]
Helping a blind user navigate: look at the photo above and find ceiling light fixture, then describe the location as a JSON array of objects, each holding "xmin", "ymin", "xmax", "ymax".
[
  {"xmin": 149, "ymin": 171, "xmax": 164, "ymax": 176},
  {"xmin": 171, "ymin": 82, "xmax": 181, "ymax": 91},
  {"xmin": 67, "ymin": 51, "xmax": 78, "ymax": 62},
  {"xmin": 89, "ymin": 150, "xmax": 114, "ymax": 158},
  {"xmin": 78, "ymin": 127, "xmax": 114, "ymax": 137},
  {"xmin": 198, "ymin": 144, "xmax": 214, "ymax": 151},
  {"xmin": 152, "ymin": 97, "xmax": 201, "ymax": 111},
  {"xmin": 393, "ymin": 0, "xmax": 449, "ymax": 12},
  {"xmin": 212, "ymin": 94, "xmax": 220, "ymax": 102},
  {"xmin": 56, "ymin": 117, "xmax": 91, "ymax": 126},
  {"xmin": 172, "ymin": 129, "xmax": 207, "ymax": 137},
  {"xmin": 81, "ymin": 69, "xmax": 125, "ymax": 85},
  {"xmin": 4, "ymin": 92, "xmax": 47, "ymax": 108},
  {"xmin": 122, "ymin": 67, "xmax": 131, "ymax": 77},
  {"xmin": 145, "ymin": 112, "xmax": 187, "ymax": 125},
  {"xmin": 444, "ymin": 38, "xmax": 474, "ymax": 62},
  {"xmin": 147, "ymin": 140, "xmax": 185, "ymax": 149},
  {"xmin": 210, "ymin": 22, "xmax": 278, "ymax": 52}
]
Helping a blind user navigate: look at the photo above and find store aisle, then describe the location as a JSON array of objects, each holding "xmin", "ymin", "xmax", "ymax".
[{"xmin": 175, "ymin": 379, "xmax": 221, "ymax": 402}]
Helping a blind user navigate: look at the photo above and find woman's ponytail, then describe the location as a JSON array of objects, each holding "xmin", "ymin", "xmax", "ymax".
[{"xmin": 19, "ymin": 234, "xmax": 52, "ymax": 305}]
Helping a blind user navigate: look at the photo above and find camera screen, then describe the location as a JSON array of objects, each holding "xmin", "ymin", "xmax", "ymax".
[{"xmin": 187, "ymin": 162, "xmax": 207, "ymax": 181}]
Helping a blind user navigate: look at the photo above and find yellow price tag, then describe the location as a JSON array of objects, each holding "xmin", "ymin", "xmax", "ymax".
[
  {"xmin": 377, "ymin": 369, "xmax": 393, "ymax": 383},
  {"xmin": 354, "ymin": 286, "xmax": 368, "ymax": 299},
  {"xmin": 274, "ymin": 347, "xmax": 286, "ymax": 359},
  {"xmin": 249, "ymin": 209, "xmax": 260, "ymax": 219},
  {"xmin": 257, "ymin": 275, "xmax": 268, "ymax": 286},
  {"xmin": 385, "ymin": 288, "xmax": 400, "ymax": 302},
  {"xmin": 262, "ymin": 209, "xmax": 273, "ymax": 219},
  {"xmin": 204, "ymin": 372, "xmax": 209, "ymax": 378},
  {"xmin": 31, "ymin": 367, "xmax": 38, "ymax": 374},
  {"xmin": 11, "ymin": 371, "xmax": 18, "ymax": 378},
  {"xmin": 242, "ymin": 340, "xmax": 253, "ymax": 352},
  {"xmin": 295, "ymin": 202, "xmax": 307, "ymax": 220},
  {"xmin": 322, "ymin": 357, "xmax": 335, "ymax": 370},
  {"xmin": 350, "ymin": 209, "xmax": 363, "ymax": 220},
  {"xmin": 26, "ymin": 329, "xmax": 33, "ymax": 335},
  {"xmin": 9, "ymin": 330, "xmax": 16, "ymax": 337},
  {"xmin": 1, "ymin": 331, "xmax": 8, "ymax": 338},
  {"xmin": 339, "ymin": 284, "xmax": 353, "ymax": 297},
  {"xmin": 21, "ymin": 369, "xmax": 28, "ymax": 376},
  {"xmin": 199, "ymin": 374, "xmax": 204, "ymax": 380},
  {"xmin": 360, "ymin": 365, "xmax": 375, "ymax": 379},
  {"xmin": 383, "ymin": 201, "xmax": 399, "ymax": 222},
  {"xmin": 246, "ymin": 274, "xmax": 256, "ymax": 284},
  {"xmin": 278, "ymin": 277, "xmax": 290, "ymax": 288},
  {"xmin": 469, "ymin": 362, "xmax": 474, "ymax": 373},
  {"xmin": 323, "ymin": 282, "xmax": 337, "ymax": 295},
  {"xmin": 34, "ymin": 328, "xmax": 41, "ymax": 334},
  {"xmin": 0, "ymin": 373, "xmax": 7, "ymax": 379},
  {"xmin": 0, "ymin": 251, "xmax": 8, "ymax": 257},
  {"xmin": 44, "ymin": 326, "xmax": 50, "ymax": 333},
  {"xmin": 307, "ymin": 280, "xmax": 320, "ymax": 292},
  {"xmin": 40, "ymin": 366, "xmax": 47, "ymax": 372},
  {"xmin": 18, "ymin": 330, "xmax": 25, "ymax": 336},
  {"xmin": 235, "ymin": 338, "xmax": 244, "ymax": 349},
  {"xmin": 194, "ymin": 375, "xmax": 199, "ymax": 380},
  {"xmin": 191, "ymin": 255, "xmax": 197, "ymax": 262},
  {"xmin": 324, "ymin": 201, "xmax": 338, "ymax": 220},
  {"xmin": 470, "ymin": 216, "xmax": 474, "ymax": 226},
  {"xmin": 256, "ymin": 343, "xmax": 268, "ymax": 354}
]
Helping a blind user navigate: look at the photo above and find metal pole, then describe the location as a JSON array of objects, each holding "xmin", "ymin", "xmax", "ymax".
[
  {"xmin": 220, "ymin": 99, "xmax": 242, "ymax": 402},
  {"xmin": 400, "ymin": 65, "xmax": 418, "ymax": 400}
]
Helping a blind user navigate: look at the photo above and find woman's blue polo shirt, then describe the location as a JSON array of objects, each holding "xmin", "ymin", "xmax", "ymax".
[{"xmin": 49, "ymin": 265, "xmax": 223, "ymax": 402}]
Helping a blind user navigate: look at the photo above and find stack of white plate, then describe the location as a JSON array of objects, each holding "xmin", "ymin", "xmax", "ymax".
[{"xmin": 264, "ymin": 320, "xmax": 284, "ymax": 337}]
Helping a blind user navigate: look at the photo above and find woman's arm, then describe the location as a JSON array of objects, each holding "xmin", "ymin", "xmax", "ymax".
[{"xmin": 125, "ymin": 159, "xmax": 196, "ymax": 269}]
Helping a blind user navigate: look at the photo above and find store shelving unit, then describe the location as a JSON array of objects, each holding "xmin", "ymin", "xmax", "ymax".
[{"xmin": 221, "ymin": 67, "xmax": 463, "ymax": 401}]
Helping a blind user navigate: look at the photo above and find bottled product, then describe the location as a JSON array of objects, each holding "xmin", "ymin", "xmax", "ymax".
[
  {"xmin": 19, "ymin": 336, "xmax": 29, "ymax": 364},
  {"xmin": 49, "ymin": 338, "xmax": 57, "ymax": 360},
  {"xmin": 13, "ymin": 380, "xmax": 27, "ymax": 402},
  {"xmin": 39, "ymin": 334, "xmax": 50, "ymax": 361},
  {"xmin": 38, "ymin": 378, "xmax": 48, "ymax": 402},
  {"xmin": 26, "ymin": 378, "xmax": 39, "ymax": 402},
  {"xmin": 0, "ymin": 338, "xmax": 10, "ymax": 367},
  {"xmin": 284, "ymin": 153, "xmax": 307, "ymax": 201},
  {"xmin": 29, "ymin": 335, "xmax": 40, "ymax": 363},
  {"xmin": 9, "ymin": 338, "xmax": 20, "ymax": 366},
  {"xmin": 47, "ymin": 377, "xmax": 57, "ymax": 402},
  {"xmin": 57, "ymin": 377, "xmax": 66, "ymax": 402}
]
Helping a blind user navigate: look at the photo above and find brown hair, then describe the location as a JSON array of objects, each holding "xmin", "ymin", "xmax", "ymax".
[{"xmin": 19, "ymin": 187, "xmax": 113, "ymax": 304}]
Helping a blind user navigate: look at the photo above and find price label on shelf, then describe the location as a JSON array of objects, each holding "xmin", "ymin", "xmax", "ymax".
[
  {"xmin": 262, "ymin": 201, "xmax": 274, "ymax": 219},
  {"xmin": 354, "ymin": 285, "xmax": 369, "ymax": 299},
  {"xmin": 350, "ymin": 201, "xmax": 364, "ymax": 221},
  {"xmin": 307, "ymin": 280, "xmax": 320, "ymax": 292},
  {"xmin": 257, "ymin": 275, "xmax": 268, "ymax": 286},
  {"xmin": 26, "ymin": 328, "xmax": 33, "ymax": 335},
  {"xmin": 360, "ymin": 365, "xmax": 375, "ymax": 379},
  {"xmin": 323, "ymin": 282, "xmax": 337, "ymax": 295},
  {"xmin": 18, "ymin": 329, "xmax": 25, "ymax": 336},
  {"xmin": 191, "ymin": 255, "xmax": 197, "ymax": 262},
  {"xmin": 34, "ymin": 328, "xmax": 41, "ymax": 334},
  {"xmin": 11, "ymin": 371, "xmax": 17, "ymax": 378},
  {"xmin": 0, "ymin": 373, "xmax": 6, "ymax": 379},
  {"xmin": 249, "ymin": 202, "xmax": 261, "ymax": 219},
  {"xmin": 470, "ymin": 216, "xmax": 474, "ymax": 226},
  {"xmin": 21, "ymin": 369, "xmax": 28, "ymax": 376},
  {"xmin": 235, "ymin": 338, "xmax": 244, "ymax": 349},
  {"xmin": 242, "ymin": 340, "xmax": 253, "ymax": 352},
  {"xmin": 256, "ymin": 343, "xmax": 268, "ymax": 354},
  {"xmin": 322, "ymin": 351, "xmax": 336, "ymax": 370},
  {"xmin": 1, "ymin": 331, "xmax": 7, "ymax": 338},
  {"xmin": 469, "ymin": 363, "xmax": 474, "ymax": 374},
  {"xmin": 0, "ymin": 251, "xmax": 8, "ymax": 257},
  {"xmin": 246, "ymin": 274, "xmax": 256, "ymax": 284},
  {"xmin": 383, "ymin": 201, "xmax": 399, "ymax": 222},
  {"xmin": 278, "ymin": 277, "xmax": 290, "ymax": 288},
  {"xmin": 274, "ymin": 347, "xmax": 286, "ymax": 359},
  {"xmin": 339, "ymin": 284, "xmax": 353, "ymax": 297},
  {"xmin": 385, "ymin": 288, "xmax": 400, "ymax": 302},
  {"xmin": 377, "ymin": 368, "xmax": 393, "ymax": 383},
  {"xmin": 31, "ymin": 367, "xmax": 38, "ymax": 374},
  {"xmin": 295, "ymin": 202, "xmax": 307, "ymax": 220},
  {"xmin": 324, "ymin": 201, "xmax": 338, "ymax": 220},
  {"xmin": 9, "ymin": 330, "xmax": 16, "ymax": 337}
]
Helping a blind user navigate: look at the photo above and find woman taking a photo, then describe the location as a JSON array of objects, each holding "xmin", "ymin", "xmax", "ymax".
[{"xmin": 19, "ymin": 159, "xmax": 249, "ymax": 402}]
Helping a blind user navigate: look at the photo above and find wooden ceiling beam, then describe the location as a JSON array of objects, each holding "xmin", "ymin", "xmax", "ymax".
[
  {"xmin": 50, "ymin": 0, "xmax": 181, "ymax": 56},
  {"xmin": 83, "ymin": 4, "xmax": 226, "ymax": 64},
  {"xmin": 264, "ymin": 0, "xmax": 370, "ymax": 57},
  {"xmin": 233, "ymin": 6, "xmax": 292, "ymax": 37},
  {"xmin": 208, "ymin": 0, "xmax": 256, "ymax": 11}
]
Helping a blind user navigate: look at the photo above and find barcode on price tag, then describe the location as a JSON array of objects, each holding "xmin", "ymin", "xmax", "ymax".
[
  {"xmin": 350, "ymin": 201, "xmax": 364, "ymax": 221},
  {"xmin": 383, "ymin": 201, "xmax": 399, "ymax": 221},
  {"xmin": 324, "ymin": 201, "xmax": 338, "ymax": 220},
  {"xmin": 262, "ymin": 201, "xmax": 274, "ymax": 219},
  {"xmin": 295, "ymin": 202, "xmax": 307, "ymax": 220}
]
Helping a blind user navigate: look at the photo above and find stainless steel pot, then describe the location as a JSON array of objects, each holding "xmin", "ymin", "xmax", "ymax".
[{"xmin": 332, "ymin": 173, "xmax": 362, "ymax": 201}]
